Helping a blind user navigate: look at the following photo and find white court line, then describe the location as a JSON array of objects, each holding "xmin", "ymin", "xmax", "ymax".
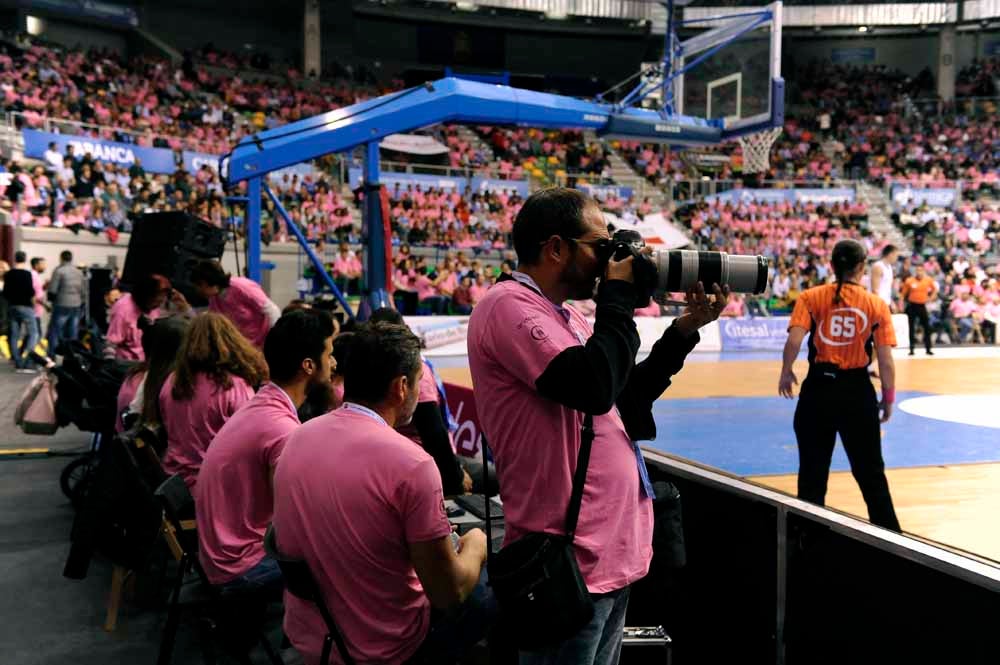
[{"xmin": 891, "ymin": 346, "xmax": 1000, "ymax": 360}]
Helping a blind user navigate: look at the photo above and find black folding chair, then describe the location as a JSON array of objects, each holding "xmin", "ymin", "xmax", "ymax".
[
  {"xmin": 264, "ymin": 524, "xmax": 355, "ymax": 665},
  {"xmin": 155, "ymin": 475, "xmax": 283, "ymax": 665}
]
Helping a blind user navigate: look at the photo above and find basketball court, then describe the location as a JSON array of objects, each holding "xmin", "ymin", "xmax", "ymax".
[{"xmin": 436, "ymin": 346, "xmax": 1000, "ymax": 563}]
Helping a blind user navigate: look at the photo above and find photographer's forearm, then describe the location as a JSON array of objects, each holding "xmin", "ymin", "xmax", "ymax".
[
  {"xmin": 616, "ymin": 323, "xmax": 700, "ymax": 440},
  {"xmin": 535, "ymin": 280, "xmax": 640, "ymax": 415}
]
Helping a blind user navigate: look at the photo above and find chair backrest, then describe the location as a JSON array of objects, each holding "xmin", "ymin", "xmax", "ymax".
[
  {"xmin": 154, "ymin": 474, "xmax": 200, "ymax": 563},
  {"xmin": 263, "ymin": 524, "xmax": 322, "ymax": 605},
  {"xmin": 263, "ymin": 524, "xmax": 356, "ymax": 665}
]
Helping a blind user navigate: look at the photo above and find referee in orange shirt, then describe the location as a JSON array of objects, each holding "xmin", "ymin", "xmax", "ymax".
[
  {"xmin": 901, "ymin": 264, "xmax": 938, "ymax": 356},
  {"xmin": 778, "ymin": 240, "xmax": 901, "ymax": 532}
]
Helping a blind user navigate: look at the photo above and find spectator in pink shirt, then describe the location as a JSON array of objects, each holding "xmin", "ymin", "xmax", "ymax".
[
  {"xmin": 181, "ymin": 259, "xmax": 280, "ymax": 348},
  {"xmin": 332, "ymin": 243, "xmax": 363, "ymax": 295},
  {"xmin": 949, "ymin": 292, "xmax": 984, "ymax": 343},
  {"xmin": 273, "ymin": 322, "xmax": 493, "ymax": 664},
  {"xmin": 196, "ymin": 309, "xmax": 336, "ymax": 594},
  {"xmin": 105, "ymin": 273, "xmax": 172, "ymax": 360},
  {"xmin": 159, "ymin": 312, "xmax": 268, "ymax": 488}
]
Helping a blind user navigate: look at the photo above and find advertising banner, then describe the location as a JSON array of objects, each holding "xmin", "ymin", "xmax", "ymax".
[
  {"xmin": 23, "ymin": 129, "xmax": 177, "ymax": 174},
  {"xmin": 890, "ymin": 185, "xmax": 958, "ymax": 210},
  {"xmin": 443, "ymin": 382, "xmax": 484, "ymax": 458},
  {"xmin": 349, "ymin": 167, "xmax": 528, "ymax": 197},
  {"xmin": 578, "ymin": 183, "xmax": 634, "ymax": 200},
  {"xmin": 706, "ymin": 187, "xmax": 856, "ymax": 205},
  {"xmin": 182, "ymin": 150, "xmax": 221, "ymax": 174},
  {"xmin": 719, "ymin": 317, "xmax": 799, "ymax": 351}
]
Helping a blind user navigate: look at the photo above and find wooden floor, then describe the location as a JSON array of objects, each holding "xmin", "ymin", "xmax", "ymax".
[
  {"xmin": 440, "ymin": 349, "xmax": 1000, "ymax": 564},
  {"xmin": 750, "ymin": 463, "xmax": 1000, "ymax": 561}
]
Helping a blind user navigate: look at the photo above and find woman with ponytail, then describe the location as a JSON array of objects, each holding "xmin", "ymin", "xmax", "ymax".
[{"xmin": 778, "ymin": 239, "xmax": 901, "ymax": 532}]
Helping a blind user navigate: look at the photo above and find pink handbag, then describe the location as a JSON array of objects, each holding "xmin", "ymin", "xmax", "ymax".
[{"xmin": 14, "ymin": 373, "xmax": 59, "ymax": 435}]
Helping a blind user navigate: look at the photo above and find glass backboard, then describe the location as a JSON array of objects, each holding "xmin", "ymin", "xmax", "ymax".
[{"xmin": 674, "ymin": 2, "xmax": 782, "ymax": 134}]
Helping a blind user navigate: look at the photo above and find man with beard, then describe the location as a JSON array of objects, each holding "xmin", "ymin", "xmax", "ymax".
[
  {"xmin": 468, "ymin": 187, "xmax": 727, "ymax": 664},
  {"xmin": 194, "ymin": 309, "xmax": 336, "ymax": 594}
]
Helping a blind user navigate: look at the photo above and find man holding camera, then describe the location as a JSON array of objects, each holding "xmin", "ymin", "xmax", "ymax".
[{"xmin": 468, "ymin": 187, "xmax": 727, "ymax": 664}]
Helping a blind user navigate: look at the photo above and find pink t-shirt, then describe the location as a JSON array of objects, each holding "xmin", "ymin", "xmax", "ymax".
[
  {"xmin": 467, "ymin": 278, "xmax": 654, "ymax": 593},
  {"xmin": 115, "ymin": 371, "xmax": 145, "ymax": 433},
  {"xmin": 106, "ymin": 294, "xmax": 158, "ymax": 361},
  {"xmin": 209, "ymin": 277, "xmax": 273, "ymax": 348},
  {"xmin": 273, "ymin": 407, "xmax": 452, "ymax": 665},
  {"xmin": 159, "ymin": 372, "xmax": 255, "ymax": 489},
  {"xmin": 195, "ymin": 383, "xmax": 299, "ymax": 585},
  {"xmin": 950, "ymin": 298, "xmax": 978, "ymax": 318}
]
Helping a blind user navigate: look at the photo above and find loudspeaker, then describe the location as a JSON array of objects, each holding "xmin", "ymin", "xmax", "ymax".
[{"xmin": 122, "ymin": 212, "xmax": 226, "ymax": 299}]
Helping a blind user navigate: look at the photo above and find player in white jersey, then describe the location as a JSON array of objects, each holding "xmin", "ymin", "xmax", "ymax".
[{"xmin": 870, "ymin": 244, "xmax": 898, "ymax": 312}]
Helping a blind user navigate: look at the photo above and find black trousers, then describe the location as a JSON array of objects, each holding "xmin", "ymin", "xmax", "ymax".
[
  {"xmin": 793, "ymin": 368, "xmax": 901, "ymax": 532},
  {"xmin": 906, "ymin": 302, "xmax": 932, "ymax": 353}
]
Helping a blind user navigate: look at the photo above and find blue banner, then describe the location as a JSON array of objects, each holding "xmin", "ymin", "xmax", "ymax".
[
  {"xmin": 349, "ymin": 168, "xmax": 528, "ymax": 197},
  {"xmin": 831, "ymin": 47, "xmax": 876, "ymax": 64},
  {"xmin": 719, "ymin": 317, "xmax": 801, "ymax": 352},
  {"xmin": 890, "ymin": 185, "xmax": 958, "ymax": 210},
  {"xmin": 23, "ymin": 129, "xmax": 177, "ymax": 174},
  {"xmin": 470, "ymin": 176, "xmax": 529, "ymax": 197},
  {"xmin": 986, "ymin": 41, "xmax": 1000, "ymax": 57},
  {"xmin": 18, "ymin": 0, "xmax": 139, "ymax": 26},
  {"xmin": 706, "ymin": 187, "xmax": 856, "ymax": 205},
  {"xmin": 182, "ymin": 150, "xmax": 221, "ymax": 174},
  {"xmin": 577, "ymin": 183, "xmax": 634, "ymax": 200}
]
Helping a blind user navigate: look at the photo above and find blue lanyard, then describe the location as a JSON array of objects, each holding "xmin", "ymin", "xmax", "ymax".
[
  {"xmin": 423, "ymin": 357, "xmax": 458, "ymax": 433},
  {"xmin": 341, "ymin": 402, "xmax": 388, "ymax": 428}
]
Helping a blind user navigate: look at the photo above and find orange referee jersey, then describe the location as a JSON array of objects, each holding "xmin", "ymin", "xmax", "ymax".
[
  {"xmin": 789, "ymin": 282, "xmax": 897, "ymax": 369},
  {"xmin": 901, "ymin": 276, "xmax": 937, "ymax": 304}
]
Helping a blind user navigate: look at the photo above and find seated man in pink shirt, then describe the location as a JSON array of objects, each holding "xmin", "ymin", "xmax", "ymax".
[
  {"xmin": 181, "ymin": 260, "xmax": 281, "ymax": 347},
  {"xmin": 273, "ymin": 322, "xmax": 494, "ymax": 665},
  {"xmin": 332, "ymin": 243, "xmax": 363, "ymax": 295},
  {"xmin": 195, "ymin": 309, "xmax": 336, "ymax": 594},
  {"xmin": 468, "ymin": 188, "xmax": 727, "ymax": 664}
]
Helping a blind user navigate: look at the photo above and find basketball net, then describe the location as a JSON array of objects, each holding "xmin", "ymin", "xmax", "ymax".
[{"xmin": 737, "ymin": 126, "xmax": 782, "ymax": 174}]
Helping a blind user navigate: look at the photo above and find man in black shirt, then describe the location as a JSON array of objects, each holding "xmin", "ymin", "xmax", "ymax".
[{"xmin": 2, "ymin": 252, "xmax": 40, "ymax": 373}]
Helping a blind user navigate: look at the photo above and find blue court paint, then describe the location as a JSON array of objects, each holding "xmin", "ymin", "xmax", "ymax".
[{"xmin": 646, "ymin": 391, "xmax": 1000, "ymax": 477}]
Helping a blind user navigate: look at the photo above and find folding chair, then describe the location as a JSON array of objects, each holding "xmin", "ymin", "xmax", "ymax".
[
  {"xmin": 264, "ymin": 524, "xmax": 355, "ymax": 665},
  {"xmin": 155, "ymin": 475, "xmax": 283, "ymax": 665}
]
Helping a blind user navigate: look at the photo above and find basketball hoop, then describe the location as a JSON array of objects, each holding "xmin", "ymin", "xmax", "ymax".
[{"xmin": 738, "ymin": 126, "xmax": 782, "ymax": 174}]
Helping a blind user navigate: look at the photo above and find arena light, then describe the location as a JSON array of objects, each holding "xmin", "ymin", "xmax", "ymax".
[
  {"xmin": 857, "ymin": 25, "xmax": 869, "ymax": 33},
  {"xmin": 26, "ymin": 15, "xmax": 44, "ymax": 36},
  {"xmin": 545, "ymin": 10, "xmax": 568, "ymax": 20},
  {"xmin": 454, "ymin": 1, "xmax": 477, "ymax": 11}
]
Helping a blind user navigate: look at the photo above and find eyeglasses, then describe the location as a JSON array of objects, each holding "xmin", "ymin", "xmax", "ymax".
[{"xmin": 566, "ymin": 236, "xmax": 613, "ymax": 259}]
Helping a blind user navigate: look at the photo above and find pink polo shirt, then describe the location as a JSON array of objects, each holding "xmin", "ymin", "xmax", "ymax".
[
  {"xmin": 195, "ymin": 383, "xmax": 299, "ymax": 585},
  {"xmin": 333, "ymin": 254, "xmax": 362, "ymax": 277},
  {"xmin": 31, "ymin": 270, "xmax": 44, "ymax": 317},
  {"xmin": 106, "ymin": 294, "xmax": 159, "ymax": 361},
  {"xmin": 273, "ymin": 406, "xmax": 452, "ymax": 665},
  {"xmin": 209, "ymin": 277, "xmax": 273, "ymax": 348},
  {"xmin": 950, "ymin": 298, "xmax": 978, "ymax": 318},
  {"xmin": 467, "ymin": 277, "xmax": 654, "ymax": 593},
  {"xmin": 159, "ymin": 372, "xmax": 255, "ymax": 489}
]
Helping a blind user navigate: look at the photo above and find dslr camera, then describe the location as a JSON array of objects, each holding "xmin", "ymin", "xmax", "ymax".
[{"xmin": 602, "ymin": 229, "xmax": 769, "ymax": 308}]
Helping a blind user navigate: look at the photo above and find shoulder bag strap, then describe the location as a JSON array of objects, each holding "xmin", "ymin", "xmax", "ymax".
[{"xmin": 564, "ymin": 413, "xmax": 594, "ymax": 542}]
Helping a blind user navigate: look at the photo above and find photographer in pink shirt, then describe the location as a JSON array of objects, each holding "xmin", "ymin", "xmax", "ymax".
[{"xmin": 468, "ymin": 188, "xmax": 727, "ymax": 664}]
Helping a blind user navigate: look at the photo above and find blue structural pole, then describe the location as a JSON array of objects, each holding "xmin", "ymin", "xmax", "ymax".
[
  {"xmin": 362, "ymin": 141, "xmax": 390, "ymax": 316},
  {"xmin": 246, "ymin": 177, "xmax": 262, "ymax": 281},
  {"xmin": 262, "ymin": 184, "xmax": 356, "ymax": 320}
]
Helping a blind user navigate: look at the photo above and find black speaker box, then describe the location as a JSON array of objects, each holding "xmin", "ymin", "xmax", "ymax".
[{"xmin": 122, "ymin": 212, "xmax": 226, "ymax": 301}]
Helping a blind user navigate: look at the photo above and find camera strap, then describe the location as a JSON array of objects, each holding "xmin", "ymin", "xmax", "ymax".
[{"xmin": 482, "ymin": 411, "xmax": 595, "ymax": 564}]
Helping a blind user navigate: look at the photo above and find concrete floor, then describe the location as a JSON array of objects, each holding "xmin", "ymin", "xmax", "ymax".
[{"xmin": 0, "ymin": 366, "xmax": 284, "ymax": 665}]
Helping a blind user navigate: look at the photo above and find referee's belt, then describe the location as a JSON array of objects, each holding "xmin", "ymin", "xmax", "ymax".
[{"xmin": 808, "ymin": 363, "xmax": 869, "ymax": 380}]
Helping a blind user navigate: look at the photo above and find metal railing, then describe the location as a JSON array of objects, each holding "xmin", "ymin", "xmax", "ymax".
[{"xmin": 903, "ymin": 96, "xmax": 1000, "ymax": 119}]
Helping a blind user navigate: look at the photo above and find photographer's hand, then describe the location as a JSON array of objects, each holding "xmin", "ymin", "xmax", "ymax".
[
  {"xmin": 605, "ymin": 254, "xmax": 635, "ymax": 283},
  {"xmin": 673, "ymin": 282, "xmax": 729, "ymax": 338}
]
